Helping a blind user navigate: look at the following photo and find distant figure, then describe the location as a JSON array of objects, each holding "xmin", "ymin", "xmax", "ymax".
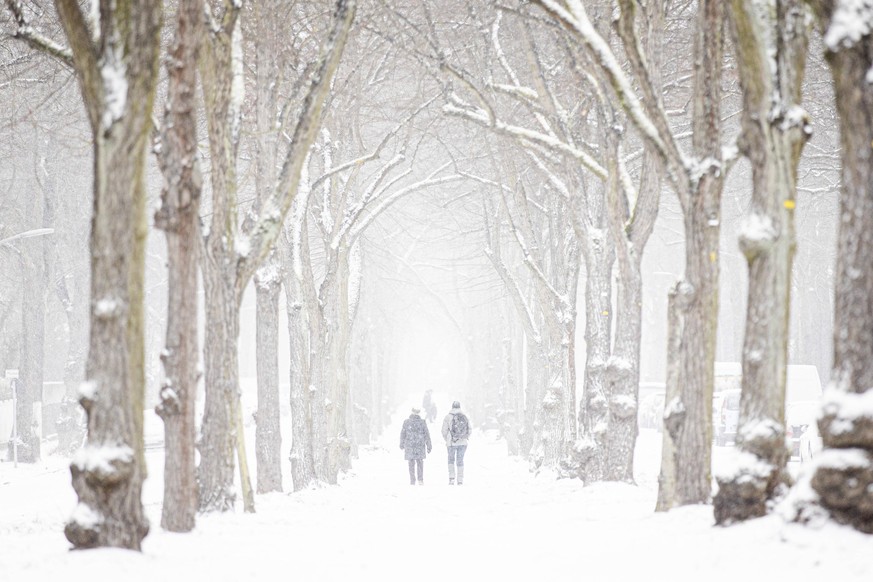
[
  {"xmin": 422, "ymin": 389, "xmax": 437, "ymax": 423},
  {"xmin": 400, "ymin": 407, "xmax": 432, "ymax": 485},
  {"xmin": 441, "ymin": 401, "xmax": 471, "ymax": 485}
]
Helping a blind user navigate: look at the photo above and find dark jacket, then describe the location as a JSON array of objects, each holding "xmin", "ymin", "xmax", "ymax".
[{"xmin": 400, "ymin": 414, "xmax": 432, "ymax": 460}]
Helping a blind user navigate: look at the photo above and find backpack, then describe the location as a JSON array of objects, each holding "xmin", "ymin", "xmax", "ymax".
[{"xmin": 450, "ymin": 413, "xmax": 469, "ymax": 442}]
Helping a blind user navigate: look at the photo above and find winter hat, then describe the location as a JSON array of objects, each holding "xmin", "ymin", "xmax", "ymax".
[
  {"xmin": 452, "ymin": 401, "xmax": 461, "ymax": 410},
  {"xmin": 411, "ymin": 407, "xmax": 421, "ymax": 414}
]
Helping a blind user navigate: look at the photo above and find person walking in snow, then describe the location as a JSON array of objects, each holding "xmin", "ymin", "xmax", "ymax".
[
  {"xmin": 400, "ymin": 407, "xmax": 432, "ymax": 485},
  {"xmin": 441, "ymin": 400, "xmax": 471, "ymax": 485},
  {"xmin": 422, "ymin": 389, "xmax": 437, "ymax": 423}
]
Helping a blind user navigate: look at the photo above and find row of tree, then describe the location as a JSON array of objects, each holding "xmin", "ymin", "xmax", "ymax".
[
  {"xmin": 379, "ymin": 0, "xmax": 871, "ymax": 533},
  {"xmin": 1, "ymin": 0, "xmax": 871, "ymax": 550}
]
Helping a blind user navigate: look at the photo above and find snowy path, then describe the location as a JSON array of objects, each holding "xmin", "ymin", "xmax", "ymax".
[{"xmin": 1, "ymin": 402, "xmax": 871, "ymax": 582}]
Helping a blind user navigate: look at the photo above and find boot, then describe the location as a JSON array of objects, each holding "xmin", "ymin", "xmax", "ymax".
[
  {"xmin": 448, "ymin": 464, "xmax": 455, "ymax": 485},
  {"xmin": 457, "ymin": 465, "xmax": 464, "ymax": 485}
]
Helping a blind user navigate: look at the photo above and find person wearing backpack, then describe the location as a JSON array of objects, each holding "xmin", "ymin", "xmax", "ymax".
[
  {"xmin": 400, "ymin": 407, "xmax": 432, "ymax": 485},
  {"xmin": 441, "ymin": 400, "xmax": 471, "ymax": 485}
]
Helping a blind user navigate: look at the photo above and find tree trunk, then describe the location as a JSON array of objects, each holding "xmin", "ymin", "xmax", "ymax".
[
  {"xmin": 576, "ymin": 229, "xmax": 614, "ymax": 482},
  {"xmin": 793, "ymin": 1, "xmax": 873, "ymax": 534},
  {"xmin": 525, "ymin": 338, "xmax": 552, "ymax": 470},
  {"xmin": 196, "ymin": 5, "xmax": 256, "ymax": 513},
  {"xmin": 322, "ymin": 251, "xmax": 353, "ymax": 482},
  {"xmin": 657, "ymin": 198, "xmax": 722, "ymax": 509},
  {"xmin": 603, "ymin": 2, "xmax": 664, "ymax": 485},
  {"xmin": 284, "ymin": 226, "xmax": 317, "ymax": 490},
  {"xmin": 196, "ymin": 0, "xmax": 354, "ymax": 506},
  {"xmin": 250, "ymin": 0, "xmax": 283, "ymax": 496},
  {"xmin": 656, "ymin": 0, "xmax": 725, "ymax": 510},
  {"xmin": 714, "ymin": 0, "xmax": 809, "ymax": 525},
  {"xmin": 255, "ymin": 263, "xmax": 283, "ymax": 493},
  {"xmin": 57, "ymin": 0, "xmax": 161, "ymax": 551},
  {"xmin": 307, "ymin": 311, "xmax": 330, "ymax": 482},
  {"xmin": 605, "ymin": 261, "xmax": 643, "ymax": 482},
  {"xmin": 16, "ymin": 216, "xmax": 45, "ymax": 463},
  {"xmin": 153, "ymin": 0, "xmax": 203, "ymax": 533},
  {"xmin": 199, "ymin": 260, "xmax": 246, "ymax": 512},
  {"xmin": 155, "ymin": 209, "xmax": 200, "ymax": 531}
]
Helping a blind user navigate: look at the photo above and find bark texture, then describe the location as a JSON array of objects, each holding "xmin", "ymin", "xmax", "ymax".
[
  {"xmin": 53, "ymin": 0, "xmax": 162, "ymax": 551},
  {"xmin": 654, "ymin": 0, "xmax": 725, "ymax": 510},
  {"xmin": 714, "ymin": 0, "xmax": 809, "ymax": 525},
  {"xmin": 795, "ymin": 0, "xmax": 873, "ymax": 534},
  {"xmin": 154, "ymin": 0, "xmax": 204, "ymax": 533}
]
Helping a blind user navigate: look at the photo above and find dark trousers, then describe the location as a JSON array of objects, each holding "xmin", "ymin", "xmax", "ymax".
[{"xmin": 408, "ymin": 459, "xmax": 424, "ymax": 483}]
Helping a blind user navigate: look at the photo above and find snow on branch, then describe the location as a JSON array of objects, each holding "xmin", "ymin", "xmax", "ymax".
[
  {"xmin": 443, "ymin": 94, "xmax": 607, "ymax": 180},
  {"xmin": 238, "ymin": 0, "xmax": 356, "ymax": 283},
  {"xmin": 532, "ymin": 0, "xmax": 685, "ymax": 173},
  {"xmin": 492, "ymin": 12, "xmax": 521, "ymax": 87},
  {"xmin": 4, "ymin": 0, "xmax": 74, "ymax": 66},
  {"xmin": 483, "ymin": 246, "xmax": 542, "ymax": 344},
  {"xmin": 331, "ymin": 161, "xmax": 412, "ymax": 250},
  {"xmin": 310, "ymin": 95, "xmax": 440, "ymax": 192},
  {"xmin": 347, "ymin": 166, "xmax": 464, "ymax": 243},
  {"xmin": 525, "ymin": 151, "xmax": 571, "ymax": 200},
  {"xmin": 489, "ymin": 82, "xmax": 539, "ymax": 101}
]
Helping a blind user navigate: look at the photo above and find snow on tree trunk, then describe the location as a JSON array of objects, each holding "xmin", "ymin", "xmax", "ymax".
[
  {"xmin": 152, "ymin": 0, "xmax": 203, "ymax": 534},
  {"xmin": 250, "ymin": 0, "xmax": 284, "ymax": 497},
  {"xmin": 573, "ymin": 228, "xmax": 614, "ymax": 482},
  {"xmin": 47, "ymin": 0, "xmax": 162, "ymax": 551},
  {"xmin": 321, "ymin": 249, "xmax": 353, "ymax": 483},
  {"xmin": 283, "ymin": 211, "xmax": 317, "ymax": 490},
  {"xmin": 605, "ymin": 264, "xmax": 643, "ymax": 483},
  {"xmin": 654, "ymin": 0, "xmax": 726, "ymax": 510},
  {"xmin": 197, "ymin": 0, "xmax": 354, "ymax": 507},
  {"xmin": 196, "ymin": 2, "xmax": 249, "ymax": 512},
  {"xmin": 714, "ymin": 0, "xmax": 809, "ymax": 525},
  {"xmin": 657, "ymin": 200, "xmax": 722, "ymax": 509},
  {"xmin": 285, "ymin": 277, "xmax": 314, "ymax": 491},
  {"xmin": 787, "ymin": 1, "xmax": 873, "ymax": 534},
  {"xmin": 255, "ymin": 263, "xmax": 283, "ymax": 493},
  {"xmin": 603, "ymin": 4, "xmax": 664, "ymax": 485}
]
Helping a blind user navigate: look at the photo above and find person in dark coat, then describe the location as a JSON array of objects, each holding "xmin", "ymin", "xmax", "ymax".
[{"xmin": 400, "ymin": 407, "xmax": 432, "ymax": 485}]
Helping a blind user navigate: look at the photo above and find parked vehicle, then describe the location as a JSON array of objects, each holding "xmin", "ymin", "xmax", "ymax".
[
  {"xmin": 799, "ymin": 416, "xmax": 824, "ymax": 463},
  {"xmin": 639, "ymin": 391, "xmax": 665, "ymax": 431},
  {"xmin": 786, "ymin": 400, "xmax": 820, "ymax": 458},
  {"xmin": 712, "ymin": 391, "xmax": 725, "ymax": 444},
  {"xmin": 714, "ymin": 388, "xmax": 741, "ymax": 446}
]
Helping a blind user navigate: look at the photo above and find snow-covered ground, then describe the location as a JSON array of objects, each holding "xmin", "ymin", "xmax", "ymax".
[{"xmin": 1, "ymin": 396, "xmax": 870, "ymax": 582}]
